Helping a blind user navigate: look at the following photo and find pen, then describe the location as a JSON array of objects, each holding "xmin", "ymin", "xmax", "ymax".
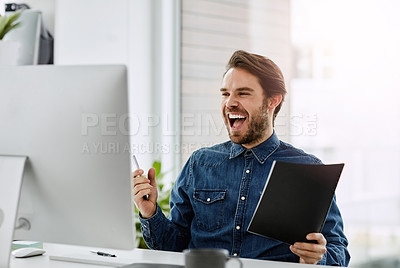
[
  {"xmin": 132, "ymin": 155, "xmax": 150, "ymax": 200},
  {"xmin": 90, "ymin": 250, "xmax": 116, "ymax": 257}
]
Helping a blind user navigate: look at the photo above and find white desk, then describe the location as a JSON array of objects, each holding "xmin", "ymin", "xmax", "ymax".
[{"xmin": 9, "ymin": 243, "xmax": 315, "ymax": 268}]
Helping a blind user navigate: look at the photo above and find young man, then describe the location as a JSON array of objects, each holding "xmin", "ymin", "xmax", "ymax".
[{"xmin": 133, "ymin": 50, "xmax": 350, "ymax": 266}]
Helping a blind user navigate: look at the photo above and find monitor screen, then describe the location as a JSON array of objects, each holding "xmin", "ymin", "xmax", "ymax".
[{"xmin": 0, "ymin": 65, "xmax": 135, "ymax": 250}]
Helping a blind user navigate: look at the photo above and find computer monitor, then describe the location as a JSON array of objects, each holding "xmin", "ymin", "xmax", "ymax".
[{"xmin": 0, "ymin": 65, "xmax": 135, "ymax": 265}]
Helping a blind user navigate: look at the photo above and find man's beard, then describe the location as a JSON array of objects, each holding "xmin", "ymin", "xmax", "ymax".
[{"xmin": 224, "ymin": 103, "xmax": 270, "ymax": 145}]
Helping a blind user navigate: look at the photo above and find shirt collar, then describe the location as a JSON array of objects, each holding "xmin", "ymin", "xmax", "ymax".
[{"xmin": 229, "ymin": 131, "xmax": 280, "ymax": 164}]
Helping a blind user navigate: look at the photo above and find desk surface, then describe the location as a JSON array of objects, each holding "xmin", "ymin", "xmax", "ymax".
[{"xmin": 9, "ymin": 243, "xmax": 316, "ymax": 268}]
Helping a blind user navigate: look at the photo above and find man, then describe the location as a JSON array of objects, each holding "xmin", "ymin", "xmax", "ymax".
[{"xmin": 133, "ymin": 50, "xmax": 350, "ymax": 266}]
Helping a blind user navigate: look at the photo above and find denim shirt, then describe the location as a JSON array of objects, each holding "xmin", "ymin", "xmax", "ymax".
[{"xmin": 140, "ymin": 132, "xmax": 350, "ymax": 266}]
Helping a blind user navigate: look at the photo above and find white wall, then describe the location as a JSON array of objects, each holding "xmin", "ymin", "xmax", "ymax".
[{"xmin": 54, "ymin": 0, "xmax": 129, "ymax": 65}]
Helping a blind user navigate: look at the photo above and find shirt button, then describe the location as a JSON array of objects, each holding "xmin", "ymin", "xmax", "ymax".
[
  {"xmin": 206, "ymin": 198, "xmax": 211, "ymax": 202},
  {"xmin": 241, "ymin": 196, "xmax": 245, "ymax": 201},
  {"xmin": 233, "ymin": 253, "xmax": 238, "ymax": 256},
  {"xmin": 236, "ymin": 225, "xmax": 240, "ymax": 230},
  {"xmin": 246, "ymin": 169, "xmax": 250, "ymax": 173}
]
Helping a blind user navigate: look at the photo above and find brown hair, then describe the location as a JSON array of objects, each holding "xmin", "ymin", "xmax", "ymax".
[{"xmin": 224, "ymin": 50, "xmax": 287, "ymax": 121}]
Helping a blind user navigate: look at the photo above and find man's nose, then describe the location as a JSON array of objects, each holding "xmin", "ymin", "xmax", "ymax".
[{"xmin": 225, "ymin": 95, "xmax": 238, "ymax": 108}]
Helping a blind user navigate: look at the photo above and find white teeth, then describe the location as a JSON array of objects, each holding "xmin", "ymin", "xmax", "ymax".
[{"xmin": 228, "ymin": 114, "xmax": 246, "ymax": 119}]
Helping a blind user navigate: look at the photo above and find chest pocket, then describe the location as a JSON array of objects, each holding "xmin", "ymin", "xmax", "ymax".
[{"xmin": 192, "ymin": 189, "xmax": 226, "ymax": 231}]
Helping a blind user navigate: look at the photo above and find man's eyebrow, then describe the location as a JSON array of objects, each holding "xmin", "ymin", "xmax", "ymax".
[
  {"xmin": 236, "ymin": 87, "xmax": 254, "ymax": 92},
  {"xmin": 220, "ymin": 87, "xmax": 254, "ymax": 92}
]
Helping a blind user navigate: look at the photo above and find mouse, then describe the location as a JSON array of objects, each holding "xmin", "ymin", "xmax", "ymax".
[{"xmin": 12, "ymin": 247, "xmax": 46, "ymax": 258}]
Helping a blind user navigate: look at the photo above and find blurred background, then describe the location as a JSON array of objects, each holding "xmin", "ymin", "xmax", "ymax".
[{"xmin": 2, "ymin": 0, "xmax": 400, "ymax": 266}]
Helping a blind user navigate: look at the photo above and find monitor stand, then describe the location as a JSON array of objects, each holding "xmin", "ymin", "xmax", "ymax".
[{"xmin": 0, "ymin": 155, "xmax": 27, "ymax": 268}]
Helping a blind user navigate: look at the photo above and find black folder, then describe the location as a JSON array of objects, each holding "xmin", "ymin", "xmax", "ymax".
[{"xmin": 248, "ymin": 161, "xmax": 344, "ymax": 245}]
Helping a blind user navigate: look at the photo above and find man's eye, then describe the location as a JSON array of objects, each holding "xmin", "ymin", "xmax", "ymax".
[
  {"xmin": 239, "ymin": 92, "xmax": 249, "ymax": 96},
  {"xmin": 221, "ymin": 93, "xmax": 229, "ymax": 96}
]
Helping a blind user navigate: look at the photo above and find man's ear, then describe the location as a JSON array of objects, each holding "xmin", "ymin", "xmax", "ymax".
[{"xmin": 267, "ymin": 94, "xmax": 283, "ymax": 111}]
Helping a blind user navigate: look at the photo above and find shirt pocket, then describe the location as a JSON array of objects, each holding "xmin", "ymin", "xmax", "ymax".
[{"xmin": 192, "ymin": 189, "xmax": 226, "ymax": 231}]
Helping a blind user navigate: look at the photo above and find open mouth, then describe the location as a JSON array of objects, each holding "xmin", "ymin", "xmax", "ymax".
[{"xmin": 228, "ymin": 113, "xmax": 247, "ymax": 129}]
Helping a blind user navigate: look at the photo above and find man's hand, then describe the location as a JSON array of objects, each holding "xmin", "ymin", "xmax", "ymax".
[
  {"xmin": 289, "ymin": 233, "xmax": 327, "ymax": 265},
  {"xmin": 133, "ymin": 168, "xmax": 158, "ymax": 219}
]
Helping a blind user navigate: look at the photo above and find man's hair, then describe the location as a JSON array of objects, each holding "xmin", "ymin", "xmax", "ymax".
[{"xmin": 224, "ymin": 50, "xmax": 287, "ymax": 121}]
